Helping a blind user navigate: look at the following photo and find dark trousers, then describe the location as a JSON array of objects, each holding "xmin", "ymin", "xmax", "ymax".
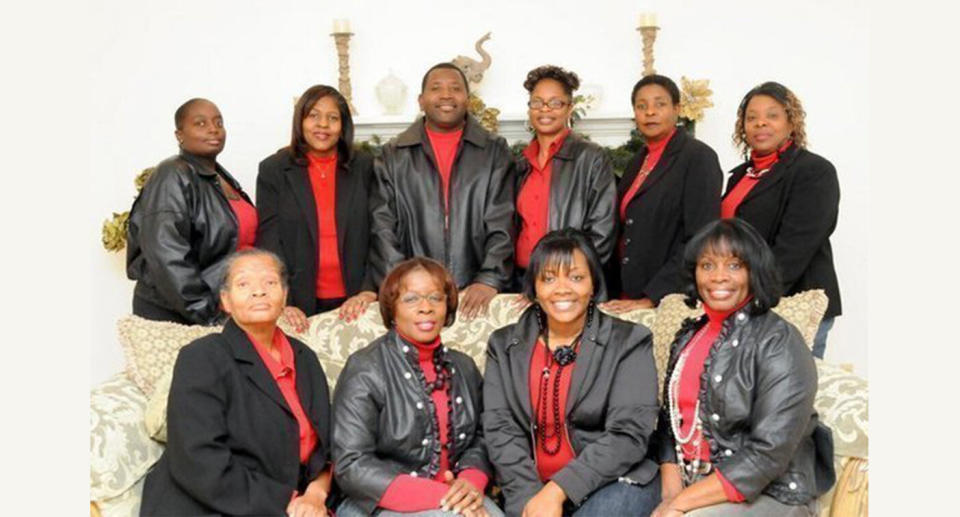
[
  {"xmin": 313, "ymin": 297, "xmax": 347, "ymax": 316},
  {"xmin": 566, "ymin": 473, "xmax": 661, "ymax": 517}
]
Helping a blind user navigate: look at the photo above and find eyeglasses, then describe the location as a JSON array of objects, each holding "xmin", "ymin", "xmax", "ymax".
[
  {"xmin": 527, "ymin": 98, "xmax": 570, "ymax": 110},
  {"xmin": 399, "ymin": 292, "xmax": 447, "ymax": 306}
]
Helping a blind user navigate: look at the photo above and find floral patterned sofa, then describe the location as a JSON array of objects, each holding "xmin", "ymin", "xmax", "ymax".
[{"xmin": 90, "ymin": 291, "xmax": 867, "ymax": 517}]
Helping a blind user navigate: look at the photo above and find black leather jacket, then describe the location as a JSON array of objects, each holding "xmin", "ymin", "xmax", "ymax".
[
  {"xmin": 368, "ymin": 116, "xmax": 516, "ymax": 290},
  {"xmin": 127, "ymin": 152, "xmax": 250, "ymax": 324},
  {"xmin": 515, "ymin": 131, "xmax": 618, "ymax": 266},
  {"xmin": 482, "ymin": 308, "xmax": 660, "ymax": 516},
  {"xmin": 331, "ymin": 331, "xmax": 492, "ymax": 514},
  {"xmin": 652, "ymin": 307, "xmax": 836, "ymax": 505}
]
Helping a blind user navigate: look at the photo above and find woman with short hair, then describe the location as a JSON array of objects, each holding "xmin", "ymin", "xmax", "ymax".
[
  {"xmin": 514, "ymin": 65, "xmax": 618, "ymax": 283},
  {"xmin": 332, "ymin": 258, "xmax": 501, "ymax": 517},
  {"xmin": 650, "ymin": 218, "xmax": 835, "ymax": 517},
  {"xmin": 127, "ymin": 98, "xmax": 257, "ymax": 325},
  {"xmin": 484, "ymin": 229, "xmax": 661, "ymax": 516},
  {"xmin": 141, "ymin": 249, "xmax": 333, "ymax": 517},
  {"xmin": 603, "ymin": 74, "xmax": 722, "ymax": 314},
  {"xmin": 722, "ymin": 81, "xmax": 841, "ymax": 358}
]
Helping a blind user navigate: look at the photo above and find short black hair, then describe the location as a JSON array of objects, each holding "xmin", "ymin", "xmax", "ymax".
[
  {"xmin": 420, "ymin": 62, "xmax": 470, "ymax": 95},
  {"xmin": 522, "ymin": 228, "xmax": 607, "ymax": 302},
  {"xmin": 174, "ymin": 98, "xmax": 211, "ymax": 130},
  {"xmin": 681, "ymin": 219, "xmax": 781, "ymax": 315},
  {"xmin": 289, "ymin": 84, "xmax": 354, "ymax": 165},
  {"xmin": 630, "ymin": 74, "xmax": 680, "ymax": 106},
  {"xmin": 523, "ymin": 65, "xmax": 580, "ymax": 97}
]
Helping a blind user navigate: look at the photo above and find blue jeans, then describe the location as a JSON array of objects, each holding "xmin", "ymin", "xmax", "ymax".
[
  {"xmin": 567, "ymin": 474, "xmax": 661, "ymax": 517},
  {"xmin": 812, "ymin": 317, "xmax": 835, "ymax": 359},
  {"xmin": 336, "ymin": 496, "xmax": 504, "ymax": 517}
]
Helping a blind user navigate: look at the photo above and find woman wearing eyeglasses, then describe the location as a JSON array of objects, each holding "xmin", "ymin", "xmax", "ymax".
[
  {"xmin": 513, "ymin": 65, "xmax": 618, "ymax": 289},
  {"xmin": 332, "ymin": 258, "xmax": 502, "ymax": 517}
]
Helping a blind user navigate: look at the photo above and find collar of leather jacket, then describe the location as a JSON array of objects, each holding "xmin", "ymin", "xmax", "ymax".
[
  {"xmin": 394, "ymin": 115, "xmax": 490, "ymax": 149},
  {"xmin": 505, "ymin": 302, "xmax": 611, "ymax": 353}
]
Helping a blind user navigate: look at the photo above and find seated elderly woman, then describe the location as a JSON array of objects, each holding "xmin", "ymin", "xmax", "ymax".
[
  {"xmin": 332, "ymin": 258, "xmax": 502, "ymax": 517},
  {"xmin": 140, "ymin": 249, "xmax": 333, "ymax": 517},
  {"xmin": 650, "ymin": 218, "xmax": 835, "ymax": 517},
  {"xmin": 483, "ymin": 228, "xmax": 661, "ymax": 517}
]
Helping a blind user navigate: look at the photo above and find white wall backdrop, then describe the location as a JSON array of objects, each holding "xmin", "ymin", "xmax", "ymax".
[{"xmin": 90, "ymin": 0, "xmax": 869, "ymax": 384}]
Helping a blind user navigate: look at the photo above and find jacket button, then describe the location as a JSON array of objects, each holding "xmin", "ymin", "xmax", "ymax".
[
  {"xmin": 421, "ymin": 438, "xmax": 429, "ymax": 446},
  {"xmin": 416, "ymin": 402, "xmax": 424, "ymax": 410},
  {"xmin": 622, "ymin": 257, "xmax": 630, "ymax": 264},
  {"xmin": 724, "ymin": 449, "xmax": 733, "ymax": 457},
  {"xmin": 711, "ymin": 413, "xmax": 720, "ymax": 422},
  {"xmin": 731, "ymin": 339, "xmax": 739, "ymax": 347},
  {"xmin": 404, "ymin": 372, "xmax": 413, "ymax": 380},
  {"xmin": 737, "ymin": 313, "xmax": 746, "ymax": 322},
  {"xmin": 626, "ymin": 218, "xmax": 634, "ymax": 226},
  {"xmin": 789, "ymin": 482, "xmax": 798, "ymax": 490},
  {"xmin": 458, "ymin": 433, "xmax": 466, "ymax": 440},
  {"xmin": 410, "ymin": 471, "xmax": 418, "ymax": 477},
  {"xmin": 451, "ymin": 368, "xmax": 456, "ymax": 374},
  {"xmin": 714, "ymin": 375, "xmax": 722, "ymax": 383},
  {"xmin": 624, "ymin": 238, "xmax": 631, "ymax": 246},
  {"xmin": 456, "ymin": 396, "xmax": 463, "ymax": 404},
  {"xmin": 402, "ymin": 345, "xmax": 409, "ymax": 353}
]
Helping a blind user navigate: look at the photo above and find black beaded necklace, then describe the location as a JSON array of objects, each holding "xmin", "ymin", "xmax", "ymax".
[{"xmin": 398, "ymin": 336, "xmax": 458, "ymax": 474}]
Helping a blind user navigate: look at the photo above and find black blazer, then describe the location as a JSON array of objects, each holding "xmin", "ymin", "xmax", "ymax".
[
  {"xmin": 613, "ymin": 130, "xmax": 722, "ymax": 302},
  {"xmin": 482, "ymin": 308, "xmax": 660, "ymax": 516},
  {"xmin": 256, "ymin": 149, "xmax": 374, "ymax": 315},
  {"xmin": 140, "ymin": 320, "xmax": 332, "ymax": 517},
  {"xmin": 724, "ymin": 145, "xmax": 842, "ymax": 318}
]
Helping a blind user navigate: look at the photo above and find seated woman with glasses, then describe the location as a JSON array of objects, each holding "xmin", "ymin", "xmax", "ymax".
[
  {"xmin": 513, "ymin": 65, "xmax": 617, "ymax": 288},
  {"xmin": 332, "ymin": 258, "xmax": 503, "ymax": 517}
]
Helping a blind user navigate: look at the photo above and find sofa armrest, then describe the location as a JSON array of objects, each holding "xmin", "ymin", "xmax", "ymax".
[{"xmin": 90, "ymin": 374, "xmax": 164, "ymax": 503}]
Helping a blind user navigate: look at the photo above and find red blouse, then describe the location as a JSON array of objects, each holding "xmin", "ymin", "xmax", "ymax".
[
  {"xmin": 721, "ymin": 140, "xmax": 792, "ymax": 219},
  {"xmin": 619, "ymin": 128, "xmax": 676, "ymax": 222},
  {"xmin": 528, "ymin": 337, "xmax": 576, "ymax": 481},
  {"xmin": 306, "ymin": 153, "xmax": 346, "ymax": 299},
  {"xmin": 246, "ymin": 328, "xmax": 317, "ymax": 464},
  {"xmin": 516, "ymin": 130, "xmax": 569, "ymax": 269},
  {"xmin": 227, "ymin": 196, "xmax": 258, "ymax": 251},
  {"xmin": 378, "ymin": 333, "xmax": 488, "ymax": 512},
  {"xmin": 425, "ymin": 128, "xmax": 463, "ymax": 213}
]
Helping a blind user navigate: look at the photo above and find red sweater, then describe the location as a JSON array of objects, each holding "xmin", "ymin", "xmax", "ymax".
[
  {"xmin": 528, "ymin": 337, "xmax": 576, "ymax": 481},
  {"xmin": 227, "ymin": 197, "xmax": 258, "ymax": 251},
  {"xmin": 425, "ymin": 128, "xmax": 463, "ymax": 213},
  {"xmin": 675, "ymin": 300, "xmax": 750, "ymax": 502},
  {"xmin": 306, "ymin": 153, "xmax": 346, "ymax": 299},
  {"xmin": 378, "ymin": 333, "xmax": 488, "ymax": 512},
  {"xmin": 516, "ymin": 130, "xmax": 570, "ymax": 269}
]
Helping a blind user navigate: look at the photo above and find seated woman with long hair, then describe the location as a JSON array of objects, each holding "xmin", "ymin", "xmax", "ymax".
[
  {"xmin": 141, "ymin": 249, "xmax": 332, "ymax": 517},
  {"xmin": 650, "ymin": 218, "xmax": 835, "ymax": 517},
  {"xmin": 483, "ymin": 229, "xmax": 661, "ymax": 516},
  {"xmin": 332, "ymin": 258, "xmax": 502, "ymax": 517}
]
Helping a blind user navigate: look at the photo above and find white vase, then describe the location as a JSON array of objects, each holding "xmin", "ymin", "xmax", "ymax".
[{"xmin": 376, "ymin": 71, "xmax": 407, "ymax": 115}]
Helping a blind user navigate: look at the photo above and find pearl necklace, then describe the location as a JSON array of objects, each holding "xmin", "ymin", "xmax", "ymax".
[{"xmin": 668, "ymin": 325, "xmax": 709, "ymax": 485}]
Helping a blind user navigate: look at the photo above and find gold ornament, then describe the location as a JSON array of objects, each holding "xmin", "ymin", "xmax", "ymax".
[
  {"xmin": 678, "ymin": 76, "xmax": 714, "ymax": 123},
  {"xmin": 102, "ymin": 211, "xmax": 129, "ymax": 252},
  {"xmin": 467, "ymin": 92, "xmax": 500, "ymax": 133}
]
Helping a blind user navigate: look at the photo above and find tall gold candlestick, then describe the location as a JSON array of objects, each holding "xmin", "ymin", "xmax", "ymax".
[
  {"xmin": 331, "ymin": 31, "xmax": 358, "ymax": 115},
  {"xmin": 638, "ymin": 25, "xmax": 659, "ymax": 76}
]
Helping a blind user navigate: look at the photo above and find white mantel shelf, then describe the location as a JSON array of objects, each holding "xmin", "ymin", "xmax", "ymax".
[{"xmin": 354, "ymin": 115, "xmax": 634, "ymax": 147}]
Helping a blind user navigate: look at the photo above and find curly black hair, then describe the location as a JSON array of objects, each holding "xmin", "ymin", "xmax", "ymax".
[{"xmin": 523, "ymin": 65, "xmax": 580, "ymax": 97}]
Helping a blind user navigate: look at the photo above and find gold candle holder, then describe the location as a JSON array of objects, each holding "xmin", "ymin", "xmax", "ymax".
[
  {"xmin": 331, "ymin": 31, "xmax": 358, "ymax": 115},
  {"xmin": 637, "ymin": 25, "xmax": 659, "ymax": 76}
]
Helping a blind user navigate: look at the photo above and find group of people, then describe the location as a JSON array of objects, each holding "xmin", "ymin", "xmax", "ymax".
[{"xmin": 129, "ymin": 61, "xmax": 841, "ymax": 516}]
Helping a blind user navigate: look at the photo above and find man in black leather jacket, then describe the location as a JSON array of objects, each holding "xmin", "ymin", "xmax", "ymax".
[{"xmin": 368, "ymin": 63, "xmax": 516, "ymax": 319}]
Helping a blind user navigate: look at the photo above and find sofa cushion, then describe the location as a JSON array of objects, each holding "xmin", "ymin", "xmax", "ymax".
[{"xmin": 90, "ymin": 374, "xmax": 164, "ymax": 502}]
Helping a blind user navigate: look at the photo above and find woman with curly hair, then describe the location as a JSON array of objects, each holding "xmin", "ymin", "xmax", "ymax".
[
  {"xmin": 513, "ymin": 65, "xmax": 618, "ymax": 290},
  {"xmin": 721, "ymin": 81, "xmax": 841, "ymax": 358}
]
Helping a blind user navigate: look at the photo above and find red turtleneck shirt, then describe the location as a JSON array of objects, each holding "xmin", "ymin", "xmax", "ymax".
[{"xmin": 721, "ymin": 141, "xmax": 792, "ymax": 219}]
